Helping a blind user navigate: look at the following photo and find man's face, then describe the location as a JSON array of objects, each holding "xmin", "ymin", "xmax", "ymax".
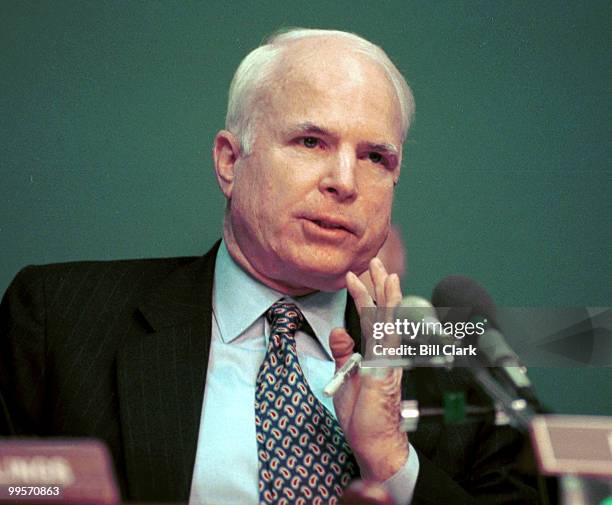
[{"xmin": 220, "ymin": 42, "xmax": 403, "ymax": 293}]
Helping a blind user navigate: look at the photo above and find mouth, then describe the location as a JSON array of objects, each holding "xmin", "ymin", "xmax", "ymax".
[
  {"xmin": 311, "ymin": 219, "xmax": 348, "ymax": 231},
  {"xmin": 301, "ymin": 215, "xmax": 357, "ymax": 237}
]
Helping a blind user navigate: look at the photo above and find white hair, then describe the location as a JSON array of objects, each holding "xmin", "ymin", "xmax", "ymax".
[{"xmin": 225, "ymin": 28, "xmax": 415, "ymax": 155}]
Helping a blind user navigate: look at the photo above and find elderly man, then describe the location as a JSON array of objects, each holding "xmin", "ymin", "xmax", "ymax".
[{"xmin": 0, "ymin": 29, "xmax": 539, "ymax": 504}]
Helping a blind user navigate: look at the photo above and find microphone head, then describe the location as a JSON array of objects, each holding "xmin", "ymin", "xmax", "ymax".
[{"xmin": 431, "ymin": 275, "xmax": 497, "ymax": 326}]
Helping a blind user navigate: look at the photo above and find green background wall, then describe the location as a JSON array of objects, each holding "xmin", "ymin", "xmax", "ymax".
[{"xmin": 2, "ymin": 1, "xmax": 610, "ymax": 414}]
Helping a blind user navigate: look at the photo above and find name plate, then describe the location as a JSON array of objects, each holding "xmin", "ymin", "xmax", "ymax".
[
  {"xmin": 531, "ymin": 415, "xmax": 612, "ymax": 477},
  {"xmin": 0, "ymin": 439, "xmax": 119, "ymax": 504}
]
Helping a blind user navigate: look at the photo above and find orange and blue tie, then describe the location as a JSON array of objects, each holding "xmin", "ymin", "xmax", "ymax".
[{"xmin": 255, "ymin": 301, "xmax": 358, "ymax": 505}]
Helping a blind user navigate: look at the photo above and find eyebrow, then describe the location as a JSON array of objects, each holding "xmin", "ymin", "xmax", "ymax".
[
  {"xmin": 363, "ymin": 142, "xmax": 399, "ymax": 157},
  {"xmin": 291, "ymin": 121, "xmax": 335, "ymax": 137},
  {"xmin": 289, "ymin": 122, "xmax": 399, "ymax": 156}
]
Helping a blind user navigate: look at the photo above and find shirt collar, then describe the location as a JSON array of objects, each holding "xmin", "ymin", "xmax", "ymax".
[{"xmin": 213, "ymin": 241, "xmax": 346, "ymax": 360}]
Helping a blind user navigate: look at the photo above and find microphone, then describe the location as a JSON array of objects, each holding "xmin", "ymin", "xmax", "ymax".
[
  {"xmin": 432, "ymin": 275, "xmax": 540, "ymax": 408},
  {"xmin": 399, "ymin": 295, "xmax": 448, "ymax": 338},
  {"xmin": 478, "ymin": 328, "xmax": 532, "ymax": 389},
  {"xmin": 431, "ymin": 274, "xmax": 498, "ymax": 328},
  {"xmin": 399, "ymin": 295, "xmax": 463, "ymax": 343}
]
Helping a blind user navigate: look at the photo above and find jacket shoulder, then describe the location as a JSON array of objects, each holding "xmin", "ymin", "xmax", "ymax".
[
  {"xmin": 13, "ymin": 256, "xmax": 197, "ymax": 290},
  {"xmin": 20, "ymin": 256, "xmax": 199, "ymax": 277},
  {"xmin": 4, "ymin": 256, "xmax": 206, "ymax": 320}
]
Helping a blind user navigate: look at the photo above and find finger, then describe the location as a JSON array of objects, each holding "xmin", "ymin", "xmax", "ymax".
[
  {"xmin": 384, "ymin": 273, "xmax": 402, "ymax": 308},
  {"xmin": 369, "ymin": 258, "xmax": 388, "ymax": 306},
  {"xmin": 359, "ymin": 270, "xmax": 375, "ymax": 300},
  {"xmin": 346, "ymin": 271, "xmax": 374, "ymax": 316},
  {"xmin": 329, "ymin": 327, "xmax": 356, "ymax": 370},
  {"xmin": 382, "ymin": 273, "xmax": 400, "ymax": 327}
]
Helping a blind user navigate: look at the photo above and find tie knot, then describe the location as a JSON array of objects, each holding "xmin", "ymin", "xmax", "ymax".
[{"xmin": 266, "ymin": 301, "xmax": 304, "ymax": 333}]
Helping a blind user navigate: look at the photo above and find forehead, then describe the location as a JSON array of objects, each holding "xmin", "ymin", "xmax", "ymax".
[{"xmin": 260, "ymin": 42, "xmax": 403, "ymax": 144}]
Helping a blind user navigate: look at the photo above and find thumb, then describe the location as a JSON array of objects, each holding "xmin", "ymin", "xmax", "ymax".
[{"xmin": 329, "ymin": 328, "xmax": 356, "ymax": 371}]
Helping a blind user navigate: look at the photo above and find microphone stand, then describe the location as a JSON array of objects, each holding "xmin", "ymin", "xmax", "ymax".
[{"xmin": 397, "ymin": 360, "xmax": 537, "ymax": 432}]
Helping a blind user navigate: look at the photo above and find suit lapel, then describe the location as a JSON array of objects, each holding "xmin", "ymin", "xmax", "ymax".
[{"xmin": 117, "ymin": 241, "xmax": 220, "ymax": 501}]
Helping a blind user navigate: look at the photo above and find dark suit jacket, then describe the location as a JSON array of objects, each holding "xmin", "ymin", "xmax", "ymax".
[{"xmin": 0, "ymin": 242, "xmax": 540, "ymax": 504}]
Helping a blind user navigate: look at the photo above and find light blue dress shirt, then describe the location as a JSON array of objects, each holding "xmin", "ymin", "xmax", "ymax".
[{"xmin": 189, "ymin": 242, "xmax": 418, "ymax": 504}]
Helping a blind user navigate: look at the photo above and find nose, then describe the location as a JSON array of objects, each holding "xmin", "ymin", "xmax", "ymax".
[{"xmin": 319, "ymin": 146, "xmax": 358, "ymax": 201}]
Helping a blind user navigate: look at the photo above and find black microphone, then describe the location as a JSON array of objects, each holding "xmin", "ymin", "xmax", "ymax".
[{"xmin": 432, "ymin": 275, "xmax": 541, "ymax": 409}]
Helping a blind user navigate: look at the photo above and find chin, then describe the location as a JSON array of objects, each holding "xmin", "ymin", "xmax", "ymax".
[
  {"xmin": 282, "ymin": 252, "xmax": 358, "ymax": 291},
  {"xmin": 287, "ymin": 269, "xmax": 347, "ymax": 292}
]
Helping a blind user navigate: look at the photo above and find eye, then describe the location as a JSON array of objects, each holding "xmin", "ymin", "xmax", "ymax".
[
  {"xmin": 368, "ymin": 152, "xmax": 385, "ymax": 165},
  {"xmin": 301, "ymin": 136, "xmax": 320, "ymax": 149}
]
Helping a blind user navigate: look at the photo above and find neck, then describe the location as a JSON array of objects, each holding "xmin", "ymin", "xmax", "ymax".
[{"xmin": 222, "ymin": 224, "xmax": 317, "ymax": 297}]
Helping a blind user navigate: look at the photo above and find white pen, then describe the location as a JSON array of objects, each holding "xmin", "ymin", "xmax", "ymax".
[{"xmin": 323, "ymin": 352, "xmax": 363, "ymax": 397}]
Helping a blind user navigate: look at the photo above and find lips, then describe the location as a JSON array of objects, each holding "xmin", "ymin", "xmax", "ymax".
[
  {"xmin": 312, "ymin": 220, "xmax": 345, "ymax": 230},
  {"xmin": 301, "ymin": 215, "xmax": 356, "ymax": 235}
]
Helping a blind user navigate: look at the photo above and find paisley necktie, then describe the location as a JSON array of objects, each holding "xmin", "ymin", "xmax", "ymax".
[{"xmin": 255, "ymin": 301, "xmax": 358, "ymax": 505}]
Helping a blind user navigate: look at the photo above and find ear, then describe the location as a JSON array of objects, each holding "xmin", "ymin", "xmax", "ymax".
[{"xmin": 213, "ymin": 130, "xmax": 242, "ymax": 199}]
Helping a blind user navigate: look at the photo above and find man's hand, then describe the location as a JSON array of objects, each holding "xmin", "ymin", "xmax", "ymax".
[
  {"xmin": 339, "ymin": 481, "xmax": 395, "ymax": 505},
  {"xmin": 330, "ymin": 258, "xmax": 409, "ymax": 482}
]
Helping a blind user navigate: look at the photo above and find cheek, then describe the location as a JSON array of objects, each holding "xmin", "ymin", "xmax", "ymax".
[
  {"xmin": 255, "ymin": 161, "xmax": 310, "ymax": 224},
  {"xmin": 234, "ymin": 169, "xmax": 288, "ymax": 239},
  {"xmin": 364, "ymin": 185, "xmax": 394, "ymax": 222},
  {"xmin": 230, "ymin": 173, "xmax": 264, "ymax": 237},
  {"xmin": 359, "ymin": 188, "xmax": 394, "ymax": 247}
]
